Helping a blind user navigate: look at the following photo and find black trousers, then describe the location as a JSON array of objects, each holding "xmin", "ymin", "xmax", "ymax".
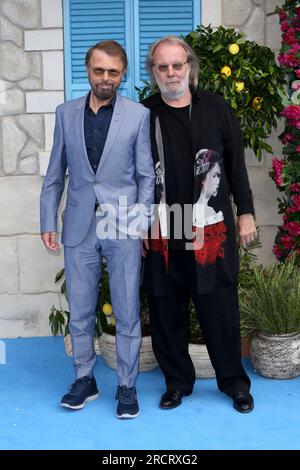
[{"xmin": 147, "ymin": 250, "xmax": 251, "ymax": 397}]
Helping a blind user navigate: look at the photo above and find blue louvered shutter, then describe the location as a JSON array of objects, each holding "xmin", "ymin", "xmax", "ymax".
[
  {"xmin": 64, "ymin": 0, "xmax": 200, "ymax": 100},
  {"xmin": 64, "ymin": 0, "xmax": 132, "ymax": 99},
  {"xmin": 137, "ymin": 0, "xmax": 200, "ymax": 85}
]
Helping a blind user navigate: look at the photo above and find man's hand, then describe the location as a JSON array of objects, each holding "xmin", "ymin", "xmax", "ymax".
[
  {"xmin": 237, "ymin": 214, "xmax": 257, "ymax": 248},
  {"xmin": 41, "ymin": 231, "xmax": 60, "ymax": 251}
]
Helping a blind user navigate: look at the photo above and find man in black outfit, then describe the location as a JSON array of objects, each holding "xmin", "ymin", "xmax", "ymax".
[{"xmin": 142, "ymin": 36, "xmax": 256, "ymax": 413}]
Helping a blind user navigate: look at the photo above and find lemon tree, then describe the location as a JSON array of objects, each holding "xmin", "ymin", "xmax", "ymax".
[{"xmin": 185, "ymin": 25, "xmax": 286, "ymax": 160}]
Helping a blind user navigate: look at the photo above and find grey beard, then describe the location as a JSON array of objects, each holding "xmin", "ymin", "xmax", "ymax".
[{"xmin": 156, "ymin": 76, "xmax": 190, "ymax": 101}]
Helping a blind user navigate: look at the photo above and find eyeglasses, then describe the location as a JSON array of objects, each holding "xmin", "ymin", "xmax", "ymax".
[
  {"xmin": 88, "ymin": 67, "xmax": 123, "ymax": 78},
  {"xmin": 154, "ymin": 61, "xmax": 188, "ymax": 73}
]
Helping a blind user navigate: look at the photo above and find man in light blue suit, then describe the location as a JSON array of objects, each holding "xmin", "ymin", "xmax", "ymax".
[{"xmin": 40, "ymin": 41, "xmax": 155, "ymax": 418}]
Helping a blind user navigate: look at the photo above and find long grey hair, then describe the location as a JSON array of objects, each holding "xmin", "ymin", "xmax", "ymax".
[{"xmin": 146, "ymin": 36, "xmax": 199, "ymax": 90}]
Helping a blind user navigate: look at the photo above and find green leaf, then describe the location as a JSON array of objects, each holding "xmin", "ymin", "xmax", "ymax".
[
  {"xmin": 188, "ymin": 31, "xmax": 199, "ymax": 40},
  {"xmin": 55, "ymin": 268, "xmax": 65, "ymax": 284},
  {"xmin": 250, "ymin": 133, "xmax": 257, "ymax": 149},
  {"xmin": 257, "ymin": 146, "xmax": 263, "ymax": 161},
  {"xmin": 267, "ymin": 83, "xmax": 275, "ymax": 95},
  {"xmin": 262, "ymin": 142, "xmax": 273, "ymax": 154},
  {"xmin": 230, "ymin": 98, "xmax": 237, "ymax": 109},
  {"xmin": 61, "ymin": 279, "xmax": 67, "ymax": 297},
  {"xmin": 49, "ymin": 306, "xmax": 66, "ymax": 336},
  {"xmin": 212, "ymin": 44, "xmax": 223, "ymax": 53}
]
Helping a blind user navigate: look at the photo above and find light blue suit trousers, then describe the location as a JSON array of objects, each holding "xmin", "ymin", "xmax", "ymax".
[{"xmin": 64, "ymin": 214, "xmax": 142, "ymax": 386}]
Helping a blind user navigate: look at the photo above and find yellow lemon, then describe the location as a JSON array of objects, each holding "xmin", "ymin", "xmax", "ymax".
[
  {"xmin": 220, "ymin": 65, "xmax": 232, "ymax": 78},
  {"xmin": 234, "ymin": 81, "xmax": 244, "ymax": 92},
  {"xmin": 103, "ymin": 303, "xmax": 113, "ymax": 315},
  {"xmin": 229, "ymin": 43, "xmax": 240, "ymax": 55},
  {"xmin": 252, "ymin": 96, "xmax": 263, "ymax": 110},
  {"xmin": 111, "ymin": 317, "xmax": 116, "ymax": 326}
]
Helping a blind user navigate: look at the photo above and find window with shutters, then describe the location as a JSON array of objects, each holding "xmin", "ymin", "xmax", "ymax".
[{"xmin": 63, "ymin": 0, "xmax": 201, "ymax": 100}]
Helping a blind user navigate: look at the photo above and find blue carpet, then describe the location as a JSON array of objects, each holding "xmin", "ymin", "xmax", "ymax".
[{"xmin": 0, "ymin": 337, "xmax": 299, "ymax": 450}]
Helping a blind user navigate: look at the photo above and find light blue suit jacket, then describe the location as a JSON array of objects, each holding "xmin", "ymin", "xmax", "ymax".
[{"xmin": 40, "ymin": 93, "xmax": 155, "ymax": 247}]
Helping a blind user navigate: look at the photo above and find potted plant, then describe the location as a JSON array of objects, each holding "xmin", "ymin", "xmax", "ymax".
[
  {"xmin": 48, "ymin": 268, "xmax": 77, "ymax": 355},
  {"xmin": 49, "ymin": 262, "xmax": 158, "ymax": 371},
  {"xmin": 238, "ymin": 234, "xmax": 263, "ymax": 356},
  {"xmin": 239, "ymin": 256, "xmax": 300, "ymax": 378}
]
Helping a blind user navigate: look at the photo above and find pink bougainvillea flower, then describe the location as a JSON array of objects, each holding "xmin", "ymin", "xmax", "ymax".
[
  {"xmin": 286, "ymin": 221, "xmax": 300, "ymax": 236},
  {"xmin": 290, "ymin": 182, "xmax": 300, "ymax": 192},
  {"xmin": 282, "ymin": 29, "xmax": 299, "ymax": 45},
  {"xmin": 282, "ymin": 105, "xmax": 300, "ymax": 120},
  {"xmin": 278, "ymin": 51, "xmax": 300, "ymax": 68},
  {"xmin": 281, "ymin": 234, "xmax": 294, "ymax": 250},
  {"xmin": 273, "ymin": 244, "xmax": 284, "ymax": 259},
  {"xmin": 274, "ymin": 5, "xmax": 300, "ymax": 261},
  {"xmin": 272, "ymin": 158, "xmax": 285, "ymax": 186},
  {"xmin": 291, "ymin": 194, "xmax": 300, "ymax": 208},
  {"xmin": 281, "ymin": 20, "xmax": 290, "ymax": 31},
  {"xmin": 292, "ymin": 81, "xmax": 300, "ymax": 91},
  {"xmin": 281, "ymin": 132, "xmax": 295, "ymax": 144},
  {"xmin": 279, "ymin": 10, "xmax": 288, "ymax": 21}
]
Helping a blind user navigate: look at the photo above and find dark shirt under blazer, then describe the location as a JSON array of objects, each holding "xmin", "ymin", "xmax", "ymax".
[{"xmin": 84, "ymin": 93, "xmax": 116, "ymax": 173}]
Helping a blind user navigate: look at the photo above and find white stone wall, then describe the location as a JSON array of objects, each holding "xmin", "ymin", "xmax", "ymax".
[
  {"xmin": 0, "ymin": 0, "xmax": 285, "ymax": 337},
  {"xmin": 0, "ymin": 0, "xmax": 64, "ymax": 338}
]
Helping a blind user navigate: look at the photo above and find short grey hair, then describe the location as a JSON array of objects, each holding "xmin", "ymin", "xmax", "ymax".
[{"xmin": 146, "ymin": 36, "xmax": 199, "ymax": 90}]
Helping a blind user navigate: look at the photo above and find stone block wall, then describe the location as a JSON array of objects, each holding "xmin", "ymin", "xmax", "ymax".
[
  {"xmin": 0, "ymin": 0, "xmax": 286, "ymax": 337},
  {"xmin": 0, "ymin": 0, "xmax": 64, "ymax": 338}
]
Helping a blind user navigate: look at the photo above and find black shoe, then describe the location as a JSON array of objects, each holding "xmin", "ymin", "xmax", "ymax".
[
  {"xmin": 61, "ymin": 376, "xmax": 99, "ymax": 410},
  {"xmin": 159, "ymin": 390, "xmax": 184, "ymax": 410},
  {"xmin": 232, "ymin": 391, "xmax": 254, "ymax": 413},
  {"xmin": 115, "ymin": 385, "xmax": 140, "ymax": 419}
]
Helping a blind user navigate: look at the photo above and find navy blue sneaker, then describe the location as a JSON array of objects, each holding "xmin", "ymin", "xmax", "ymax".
[
  {"xmin": 115, "ymin": 385, "xmax": 140, "ymax": 419},
  {"xmin": 61, "ymin": 376, "xmax": 99, "ymax": 410}
]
